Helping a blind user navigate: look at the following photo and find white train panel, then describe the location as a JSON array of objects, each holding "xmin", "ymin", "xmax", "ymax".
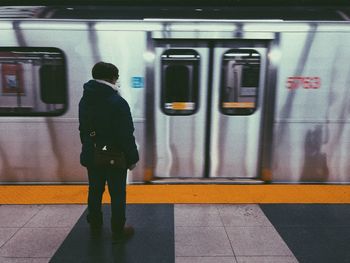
[{"xmin": 272, "ymin": 31, "xmax": 350, "ymax": 182}]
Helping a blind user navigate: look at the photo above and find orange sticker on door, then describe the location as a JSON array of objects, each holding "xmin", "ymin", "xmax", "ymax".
[
  {"xmin": 165, "ymin": 102, "xmax": 195, "ymax": 110},
  {"xmin": 222, "ymin": 102, "xmax": 255, "ymax": 108}
]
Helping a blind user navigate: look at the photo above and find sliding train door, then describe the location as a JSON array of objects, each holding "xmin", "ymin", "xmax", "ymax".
[
  {"xmin": 154, "ymin": 42, "xmax": 210, "ymax": 178},
  {"xmin": 153, "ymin": 41, "xmax": 267, "ymax": 179},
  {"xmin": 209, "ymin": 46, "xmax": 267, "ymax": 178}
]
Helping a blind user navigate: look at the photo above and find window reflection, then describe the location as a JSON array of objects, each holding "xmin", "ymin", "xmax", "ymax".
[
  {"xmin": 0, "ymin": 47, "xmax": 67, "ymax": 116},
  {"xmin": 221, "ymin": 49, "xmax": 260, "ymax": 115}
]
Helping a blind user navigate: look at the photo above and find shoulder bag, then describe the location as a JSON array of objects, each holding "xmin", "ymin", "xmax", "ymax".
[{"xmin": 88, "ymin": 115, "xmax": 126, "ymax": 170}]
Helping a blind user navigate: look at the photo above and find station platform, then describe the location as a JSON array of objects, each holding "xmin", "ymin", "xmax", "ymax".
[{"xmin": 0, "ymin": 185, "xmax": 349, "ymax": 263}]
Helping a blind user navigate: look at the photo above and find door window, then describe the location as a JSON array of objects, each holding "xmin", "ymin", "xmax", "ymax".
[
  {"xmin": 220, "ymin": 49, "xmax": 260, "ymax": 115},
  {"xmin": 161, "ymin": 49, "xmax": 200, "ymax": 115}
]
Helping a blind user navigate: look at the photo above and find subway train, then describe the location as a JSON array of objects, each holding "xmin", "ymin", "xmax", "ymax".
[{"xmin": 0, "ymin": 5, "xmax": 350, "ymax": 184}]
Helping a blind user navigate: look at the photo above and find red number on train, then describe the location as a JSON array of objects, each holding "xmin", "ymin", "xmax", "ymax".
[{"xmin": 286, "ymin": 77, "xmax": 321, "ymax": 90}]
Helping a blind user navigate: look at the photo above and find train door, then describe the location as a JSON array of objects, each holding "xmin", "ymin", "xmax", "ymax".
[
  {"xmin": 153, "ymin": 41, "xmax": 267, "ymax": 179},
  {"xmin": 210, "ymin": 46, "xmax": 267, "ymax": 178},
  {"xmin": 154, "ymin": 43, "xmax": 209, "ymax": 178}
]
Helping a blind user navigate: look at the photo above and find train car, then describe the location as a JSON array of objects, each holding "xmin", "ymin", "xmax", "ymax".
[{"xmin": 0, "ymin": 5, "xmax": 349, "ymax": 184}]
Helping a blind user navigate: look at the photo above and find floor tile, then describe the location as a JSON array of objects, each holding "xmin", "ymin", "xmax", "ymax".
[
  {"xmin": 225, "ymin": 227, "xmax": 294, "ymax": 256},
  {"xmin": 236, "ymin": 256, "xmax": 298, "ymax": 263},
  {"xmin": 0, "ymin": 228, "xmax": 18, "ymax": 247},
  {"xmin": 175, "ymin": 226, "xmax": 233, "ymax": 256},
  {"xmin": 0, "ymin": 205, "xmax": 43, "ymax": 227},
  {"xmin": 260, "ymin": 204, "xmax": 350, "ymax": 227},
  {"xmin": 175, "ymin": 205, "xmax": 223, "ymax": 226},
  {"xmin": 176, "ymin": 256, "xmax": 237, "ymax": 263},
  {"xmin": 125, "ymin": 204, "xmax": 174, "ymax": 229},
  {"xmin": 218, "ymin": 205, "xmax": 273, "ymax": 227},
  {"xmin": 51, "ymin": 205, "xmax": 175, "ymax": 263},
  {"xmin": 0, "ymin": 258, "xmax": 50, "ymax": 263},
  {"xmin": 0, "ymin": 227, "xmax": 71, "ymax": 258},
  {"xmin": 274, "ymin": 226, "xmax": 350, "ymax": 263},
  {"xmin": 261, "ymin": 204, "xmax": 350, "ymax": 263},
  {"xmin": 25, "ymin": 205, "xmax": 86, "ymax": 228}
]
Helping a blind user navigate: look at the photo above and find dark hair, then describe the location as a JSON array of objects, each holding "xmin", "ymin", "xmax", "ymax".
[{"xmin": 92, "ymin": 62, "xmax": 119, "ymax": 81}]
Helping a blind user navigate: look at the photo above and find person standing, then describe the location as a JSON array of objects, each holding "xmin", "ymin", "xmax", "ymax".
[{"xmin": 79, "ymin": 62, "xmax": 139, "ymax": 243}]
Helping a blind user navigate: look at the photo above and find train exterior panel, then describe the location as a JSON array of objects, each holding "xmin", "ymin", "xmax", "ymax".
[
  {"xmin": 0, "ymin": 13, "xmax": 349, "ymax": 183},
  {"xmin": 274, "ymin": 29, "xmax": 350, "ymax": 182}
]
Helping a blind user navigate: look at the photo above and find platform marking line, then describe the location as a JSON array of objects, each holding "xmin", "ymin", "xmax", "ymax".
[{"xmin": 0, "ymin": 185, "xmax": 349, "ymax": 204}]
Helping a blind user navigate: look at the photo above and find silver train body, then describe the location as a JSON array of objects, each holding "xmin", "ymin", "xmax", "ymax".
[{"xmin": 0, "ymin": 6, "xmax": 350, "ymax": 183}]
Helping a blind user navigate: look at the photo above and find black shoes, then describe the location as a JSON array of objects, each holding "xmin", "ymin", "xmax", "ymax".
[
  {"xmin": 112, "ymin": 225, "xmax": 135, "ymax": 244},
  {"xmin": 88, "ymin": 214, "xmax": 134, "ymax": 243}
]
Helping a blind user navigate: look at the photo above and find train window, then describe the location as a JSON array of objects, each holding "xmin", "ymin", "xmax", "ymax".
[
  {"xmin": 40, "ymin": 65, "xmax": 66, "ymax": 104},
  {"xmin": 0, "ymin": 47, "xmax": 67, "ymax": 116},
  {"xmin": 161, "ymin": 49, "xmax": 199, "ymax": 115},
  {"xmin": 220, "ymin": 49, "xmax": 260, "ymax": 115}
]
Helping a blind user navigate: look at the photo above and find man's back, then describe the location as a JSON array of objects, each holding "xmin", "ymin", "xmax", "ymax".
[{"xmin": 79, "ymin": 79, "xmax": 139, "ymax": 168}]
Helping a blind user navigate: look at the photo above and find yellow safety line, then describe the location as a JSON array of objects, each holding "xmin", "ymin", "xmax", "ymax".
[{"xmin": 0, "ymin": 185, "xmax": 349, "ymax": 204}]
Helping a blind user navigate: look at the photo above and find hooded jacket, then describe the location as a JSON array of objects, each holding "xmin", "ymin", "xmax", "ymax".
[{"xmin": 79, "ymin": 80, "xmax": 139, "ymax": 168}]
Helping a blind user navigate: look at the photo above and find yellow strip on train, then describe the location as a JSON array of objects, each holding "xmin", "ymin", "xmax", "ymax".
[{"xmin": 0, "ymin": 185, "xmax": 349, "ymax": 204}]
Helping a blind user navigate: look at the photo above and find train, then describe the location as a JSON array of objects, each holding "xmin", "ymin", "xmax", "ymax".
[{"xmin": 0, "ymin": 5, "xmax": 350, "ymax": 184}]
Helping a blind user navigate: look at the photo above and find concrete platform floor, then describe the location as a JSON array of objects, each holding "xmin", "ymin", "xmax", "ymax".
[{"xmin": 0, "ymin": 204, "xmax": 349, "ymax": 262}]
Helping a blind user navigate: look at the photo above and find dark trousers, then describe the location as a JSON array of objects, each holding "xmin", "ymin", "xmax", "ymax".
[{"xmin": 87, "ymin": 166, "xmax": 127, "ymax": 234}]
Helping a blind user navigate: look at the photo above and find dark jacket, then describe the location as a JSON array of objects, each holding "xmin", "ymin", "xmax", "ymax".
[{"xmin": 79, "ymin": 80, "xmax": 139, "ymax": 168}]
